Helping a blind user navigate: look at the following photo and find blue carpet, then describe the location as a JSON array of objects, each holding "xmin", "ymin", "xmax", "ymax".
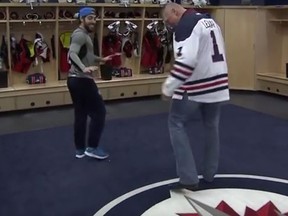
[{"xmin": 0, "ymin": 104, "xmax": 288, "ymax": 216}]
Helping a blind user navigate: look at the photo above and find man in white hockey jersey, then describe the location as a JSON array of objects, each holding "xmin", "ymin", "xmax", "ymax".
[{"xmin": 161, "ymin": 3, "xmax": 230, "ymax": 191}]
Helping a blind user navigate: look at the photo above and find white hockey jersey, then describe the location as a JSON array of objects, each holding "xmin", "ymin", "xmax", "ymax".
[{"xmin": 162, "ymin": 10, "xmax": 230, "ymax": 103}]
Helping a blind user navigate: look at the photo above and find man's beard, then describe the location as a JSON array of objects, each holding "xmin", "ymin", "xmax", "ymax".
[{"xmin": 84, "ymin": 22, "xmax": 94, "ymax": 33}]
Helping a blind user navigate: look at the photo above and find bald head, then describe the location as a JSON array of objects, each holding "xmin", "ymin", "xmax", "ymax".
[
  {"xmin": 162, "ymin": 3, "xmax": 187, "ymax": 28},
  {"xmin": 163, "ymin": 2, "xmax": 184, "ymax": 12}
]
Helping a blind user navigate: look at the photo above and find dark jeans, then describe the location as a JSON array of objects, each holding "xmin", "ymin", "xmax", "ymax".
[{"xmin": 67, "ymin": 77, "xmax": 106, "ymax": 150}]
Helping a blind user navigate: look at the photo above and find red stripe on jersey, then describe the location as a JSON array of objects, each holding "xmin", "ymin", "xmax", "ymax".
[
  {"xmin": 181, "ymin": 78, "xmax": 228, "ymax": 91},
  {"xmin": 172, "ymin": 65, "xmax": 192, "ymax": 76}
]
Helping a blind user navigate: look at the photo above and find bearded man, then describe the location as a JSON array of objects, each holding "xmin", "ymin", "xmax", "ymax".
[{"xmin": 67, "ymin": 7, "xmax": 113, "ymax": 160}]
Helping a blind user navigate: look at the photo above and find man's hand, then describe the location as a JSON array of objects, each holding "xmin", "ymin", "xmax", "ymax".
[
  {"xmin": 161, "ymin": 82, "xmax": 172, "ymax": 101},
  {"xmin": 161, "ymin": 94, "xmax": 171, "ymax": 101},
  {"xmin": 102, "ymin": 53, "xmax": 121, "ymax": 62},
  {"xmin": 83, "ymin": 66, "xmax": 98, "ymax": 74}
]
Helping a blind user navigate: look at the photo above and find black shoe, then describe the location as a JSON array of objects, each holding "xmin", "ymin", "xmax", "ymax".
[
  {"xmin": 202, "ymin": 178, "xmax": 214, "ymax": 183},
  {"xmin": 170, "ymin": 182, "xmax": 199, "ymax": 191}
]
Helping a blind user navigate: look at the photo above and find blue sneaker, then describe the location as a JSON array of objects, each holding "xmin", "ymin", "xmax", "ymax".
[
  {"xmin": 75, "ymin": 149, "xmax": 85, "ymax": 159},
  {"xmin": 85, "ymin": 147, "xmax": 109, "ymax": 160}
]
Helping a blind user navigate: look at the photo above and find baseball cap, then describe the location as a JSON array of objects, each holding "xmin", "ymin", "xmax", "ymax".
[{"xmin": 74, "ymin": 7, "xmax": 95, "ymax": 18}]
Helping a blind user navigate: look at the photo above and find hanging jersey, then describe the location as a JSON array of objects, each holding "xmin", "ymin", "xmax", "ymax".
[
  {"xmin": 12, "ymin": 37, "xmax": 34, "ymax": 73},
  {"xmin": 102, "ymin": 34, "xmax": 122, "ymax": 67},
  {"xmin": 162, "ymin": 10, "xmax": 229, "ymax": 103},
  {"xmin": 59, "ymin": 32, "xmax": 72, "ymax": 73},
  {"xmin": 34, "ymin": 32, "xmax": 50, "ymax": 63},
  {"xmin": 141, "ymin": 31, "xmax": 161, "ymax": 68}
]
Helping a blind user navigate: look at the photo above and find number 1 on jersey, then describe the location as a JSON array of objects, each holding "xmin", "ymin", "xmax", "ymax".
[{"xmin": 210, "ymin": 30, "xmax": 224, "ymax": 63}]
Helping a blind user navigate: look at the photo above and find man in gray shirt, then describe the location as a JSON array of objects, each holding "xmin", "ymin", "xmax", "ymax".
[{"xmin": 67, "ymin": 7, "xmax": 114, "ymax": 159}]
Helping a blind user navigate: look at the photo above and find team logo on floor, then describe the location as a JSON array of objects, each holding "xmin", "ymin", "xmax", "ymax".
[
  {"xmin": 176, "ymin": 197, "xmax": 287, "ymax": 216},
  {"xmin": 94, "ymin": 174, "xmax": 288, "ymax": 216}
]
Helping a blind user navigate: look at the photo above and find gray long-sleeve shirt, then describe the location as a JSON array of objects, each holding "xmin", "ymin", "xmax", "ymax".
[{"xmin": 68, "ymin": 27, "xmax": 102, "ymax": 79}]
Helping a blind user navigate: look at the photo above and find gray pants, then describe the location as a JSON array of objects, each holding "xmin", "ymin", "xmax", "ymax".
[{"xmin": 168, "ymin": 94, "xmax": 222, "ymax": 185}]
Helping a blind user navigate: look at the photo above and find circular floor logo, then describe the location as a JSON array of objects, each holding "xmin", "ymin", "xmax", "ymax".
[
  {"xmin": 94, "ymin": 174, "xmax": 288, "ymax": 216},
  {"xmin": 143, "ymin": 188, "xmax": 288, "ymax": 215}
]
